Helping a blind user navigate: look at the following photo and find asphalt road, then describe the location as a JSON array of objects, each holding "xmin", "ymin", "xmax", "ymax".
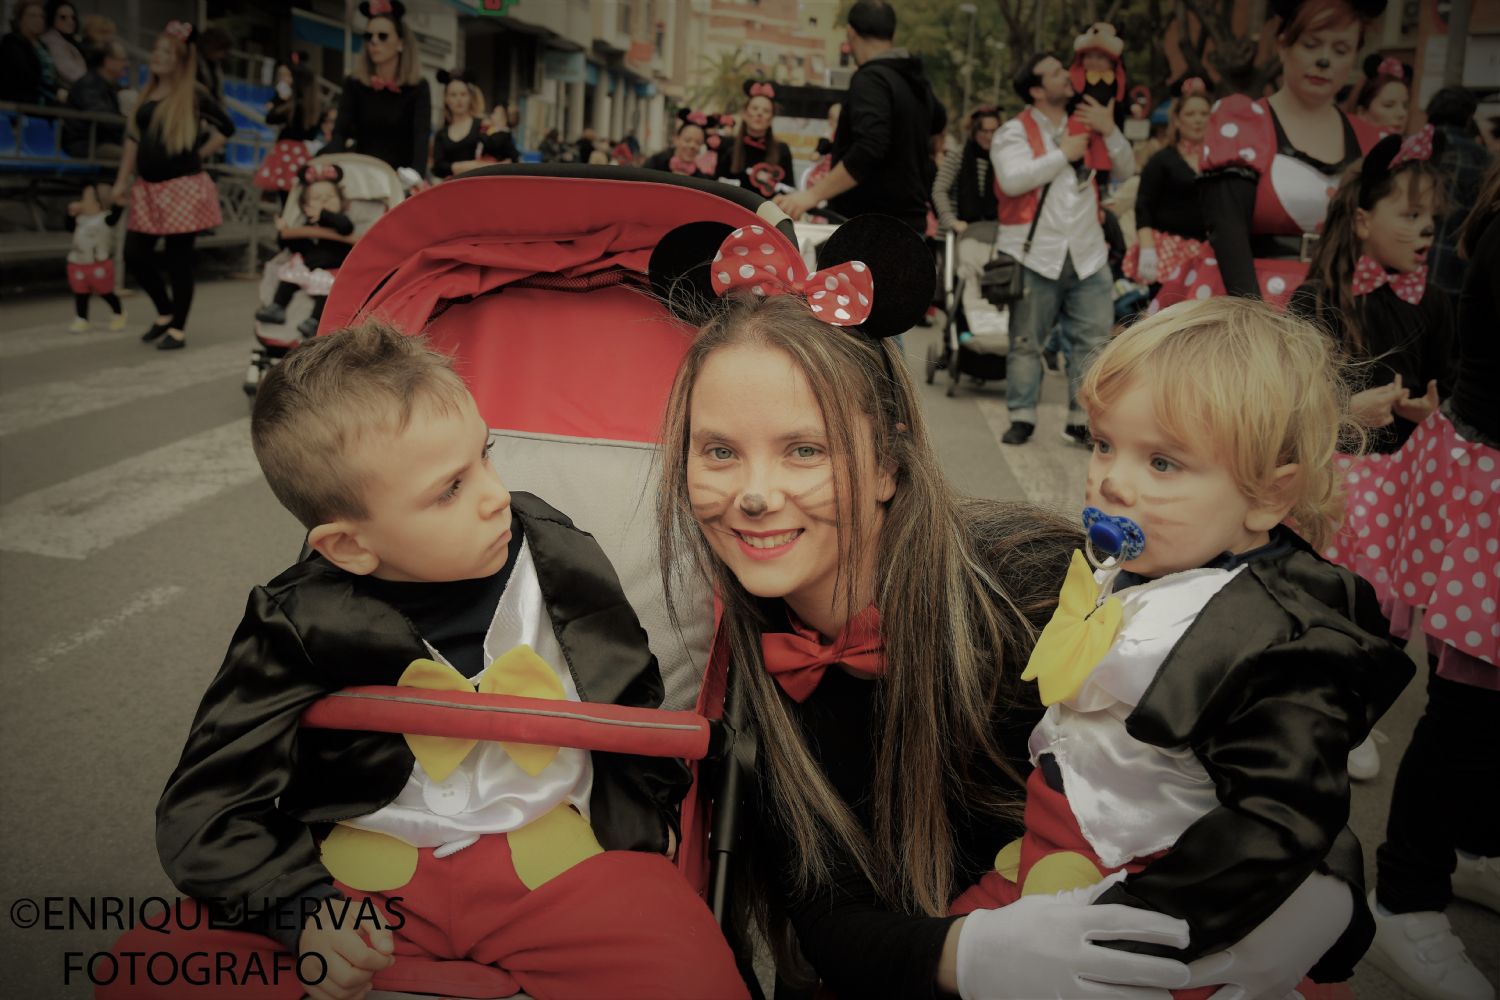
[{"xmin": 0, "ymin": 278, "xmax": 1493, "ymax": 998}]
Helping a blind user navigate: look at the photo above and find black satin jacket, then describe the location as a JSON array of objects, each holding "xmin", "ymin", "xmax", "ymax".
[
  {"xmin": 1096, "ymin": 530, "xmax": 1414, "ymax": 976},
  {"xmin": 156, "ymin": 492, "xmax": 691, "ymax": 927}
]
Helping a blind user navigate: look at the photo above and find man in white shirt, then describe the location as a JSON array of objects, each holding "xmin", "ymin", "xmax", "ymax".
[{"xmin": 991, "ymin": 52, "xmax": 1134, "ymax": 446}]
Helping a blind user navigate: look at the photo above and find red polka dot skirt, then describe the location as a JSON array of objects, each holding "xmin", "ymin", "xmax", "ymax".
[
  {"xmin": 255, "ymin": 139, "xmax": 314, "ymax": 193},
  {"xmin": 127, "ymin": 173, "xmax": 223, "ymax": 235}
]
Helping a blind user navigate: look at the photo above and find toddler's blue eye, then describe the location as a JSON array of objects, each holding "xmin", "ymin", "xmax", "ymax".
[{"xmin": 1150, "ymin": 456, "xmax": 1176, "ymax": 473}]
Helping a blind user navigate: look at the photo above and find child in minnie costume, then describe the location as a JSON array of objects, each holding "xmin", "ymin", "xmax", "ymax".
[
  {"xmin": 949, "ymin": 297, "xmax": 1414, "ymax": 999},
  {"xmin": 65, "ymin": 182, "xmax": 125, "ymax": 332},
  {"xmin": 255, "ymin": 163, "xmax": 356, "ymax": 338},
  {"xmin": 1067, "ymin": 23, "xmax": 1128, "ymax": 183},
  {"xmin": 644, "ymin": 109, "xmax": 713, "ymax": 177}
]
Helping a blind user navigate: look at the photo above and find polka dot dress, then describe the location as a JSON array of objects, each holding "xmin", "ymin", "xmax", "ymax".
[
  {"xmin": 1323, "ymin": 412, "xmax": 1500, "ymax": 670},
  {"xmin": 255, "ymin": 139, "xmax": 314, "ymax": 193}
]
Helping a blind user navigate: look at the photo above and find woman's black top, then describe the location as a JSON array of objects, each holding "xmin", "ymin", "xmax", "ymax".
[
  {"xmin": 1289, "ymin": 280, "xmax": 1455, "ymax": 452},
  {"xmin": 480, "ymin": 128, "xmax": 518, "ymax": 165},
  {"xmin": 1135, "ymin": 145, "xmax": 1207, "ymax": 240},
  {"xmin": 328, "ymin": 76, "xmax": 432, "ymax": 172},
  {"xmin": 0, "ymin": 33, "xmax": 45, "ymax": 103},
  {"xmin": 265, "ymin": 101, "xmax": 321, "ymax": 142},
  {"xmin": 132, "ymin": 88, "xmax": 235, "ymax": 183},
  {"xmin": 715, "ymin": 132, "xmax": 794, "ymax": 194},
  {"xmin": 643, "ymin": 148, "xmax": 707, "ymax": 177},
  {"xmin": 1453, "ymin": 212, "xmax": 1499, "ymax": 443},
  {"xmin": 430, "ymin": 118, "xmax": 482, "ymax": 178}
]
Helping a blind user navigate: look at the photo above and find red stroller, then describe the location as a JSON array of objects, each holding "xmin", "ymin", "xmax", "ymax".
[{"xmin": 111, "ymin": 165, "xmax": 787, "ymax": 1000}]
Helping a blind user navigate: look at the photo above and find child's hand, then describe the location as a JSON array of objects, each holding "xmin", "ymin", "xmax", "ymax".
[
  {"xmin": 299, "ymin": 898, "xmax": 395, "ymax": 1000},
  {"xmin": 1394, "ymin": 378, "xmax": 1440, "ymax": 424},
  {"xmin": 274, "ymin": 215, "xmax": 287, "ymax": 233},
  {"xmin": 1350, "ymin": 375, "xmax": 1406, "ymax": 428}
]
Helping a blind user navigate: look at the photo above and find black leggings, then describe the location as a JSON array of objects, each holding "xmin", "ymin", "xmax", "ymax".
[
  {"xmin": 1375, "ymin": 654, "xmax": 1500, "ymax": 913},
  {"xmin": 75, "ymin": 292, "xmax": 122, "ymax": 319},
  {"xmin": 124, "ymin": 231, "xmax": 198, "ymax": 330}
]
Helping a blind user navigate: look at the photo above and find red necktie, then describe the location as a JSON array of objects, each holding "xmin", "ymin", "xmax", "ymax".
[{"xmin": 760, "ymin": 606, "xmax": 883, "ymax": 702}]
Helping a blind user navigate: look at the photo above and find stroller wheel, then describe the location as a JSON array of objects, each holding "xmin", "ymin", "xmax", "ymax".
[
  {"xmin": 924, "ymin": 342, "xmax": 940, "ymax": 384},
  {"xmin": 243, "ymin": 360, "xmax": 263, "ymax": 397}
]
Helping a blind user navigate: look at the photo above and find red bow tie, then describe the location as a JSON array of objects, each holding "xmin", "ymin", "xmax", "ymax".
[
  {"xmin": 760, "ymin": 606, "xmax": 883, "ymax": 703},
  {"xmin": 668, "ymin": 155, "xmax": 697, "ymax": 175},
  {"xmin": 369, "ymin": 76, "xmax": 401, "ymax": 93},
  {"xmin": 1352, "ymin": 254, "xmax": 1426, "ymax": 305},
  {"xmin": 709, "ymin": 224, "xmax": 874, "ymax": 326}
]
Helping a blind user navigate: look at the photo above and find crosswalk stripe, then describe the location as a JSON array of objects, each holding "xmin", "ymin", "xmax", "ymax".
[
  {"xmin": 976, "ymin": 398, "xmax": 1089, "ymax": 515},
  {"xmin": 27, "ymin": 585, "xmax": 186, "ymax": 670},
  {"xmin": 0, "ymin": 342, "xmax": 246, "ymax": 438},
  {"xmin": 0, "ymin": 419, "xmax": 260, "ymax": 559},
  {"xmin": 0, "ymin": 328, "xmax": 136, "ymax": 360}
]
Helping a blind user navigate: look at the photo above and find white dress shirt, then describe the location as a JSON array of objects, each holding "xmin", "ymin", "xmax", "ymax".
[{"xmin": 990, "ymin": 106, "xmax": 1135, "ymax": 281}]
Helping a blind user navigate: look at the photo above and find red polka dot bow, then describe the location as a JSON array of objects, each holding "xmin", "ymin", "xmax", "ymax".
[
  {"xmin": 1352, "ymin": 254, "xmax": 1427, "ymax": 305},
  {"xmin": 1377, "ymin": 56, "xmax": 1405, "ymax": 78},
  {"xmin": 303, "ymin": 163, "xmax": 340, "ymax": 183},
  {"xmin": 368, "ymin": 0, "xmax": 394, "ymax": 14},
  {"xmin": 747, "ymin": 82, "xmax": 776, "ymax": 99},
  {"xmin": 164, "ymin": 20, "xmax": 194, "ymax": 43},
  {"xmin": 1389, "ymin": 124, "xmax": 1435, "ymax": 169},
  {"xmin": 710, "ymin": 225, "xmax": 874, "ymax": 326}
]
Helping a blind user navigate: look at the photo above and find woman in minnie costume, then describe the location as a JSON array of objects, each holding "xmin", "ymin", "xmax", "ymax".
[
  {"xmin": 110, "ymin": 20, "xmax": 234, "ymax": 351},
  {"xmin": 1126, "ymin": 77, "xmax": 1212, "ymax": 292},
  {"xmin": 648, "ymin": 214, "xmax": 1373, "ymax": 1000},
  {"xmin": 327, "ymin": 0, "xmax": 431, "ymax": 174},
  {"xmin": 1153, "ymin": 0, "xmax": 1387, "ymax": 311},
  {"xmin": 430, "ymin": 67, "xmax": 487, "ymax": 180},
  {"xmin": 715, "ymin": 80, "xmax": 793, "ymax": 198},
  {"xmin": 644, "ymin": 109, "xmax": 711, "ymax": 177},
  {"xmin": 1350, "ymin": 54, "xmax": 1412, "ymax": 133}
]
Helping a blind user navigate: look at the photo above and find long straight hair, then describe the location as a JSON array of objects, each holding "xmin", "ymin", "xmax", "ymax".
[
  {"xmin": 656, "ymin": 295, "xmax": 1073, "ymax": 919},
  {"xmin": 145, "ymin": 32, "xmax": 200, "ymax": 156},
  {"xmin": 293, "ymin": 65, "xmax": 322, "ymax": 132},
  {"xmin": 730, "ymin": 97, "xmax": 779, "ymax": 177}
]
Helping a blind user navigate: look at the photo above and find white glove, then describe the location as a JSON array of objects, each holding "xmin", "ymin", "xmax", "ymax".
[
  {"xmin": 956, "ymin": 872, "xmax": 1191, "ymax": 1000},
  {"xmin": 1136, "ymin": 246, "xmax": 1159, "ymax": 283},
  {"xmin": 1182, "ymin": 871, "xmax": 1353, "ymax": 1000},
  {"xmin": 396, "ymin": 166, "xmax": 424, "ymax": 190}
]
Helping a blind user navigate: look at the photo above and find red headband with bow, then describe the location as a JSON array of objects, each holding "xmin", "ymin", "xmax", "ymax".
[
  {"xmin": 303, "ymin": 164, "xmax": 340, "ymax": 183},
  {"xmin": 368, "ymin": 0, "xmax": 394, "ymax": 14},
  {"xmin": 683, "ymin": 110, "xmax": 708, "ymax": 127},
  {"xmin": 1376, "ymin": 56, "xmax": 1405, "ymax": 79},
  {"xmin": 164, "ymin": 20, "xmax": 194, "ymax": 43},
  {"xmin": 709, "ymin": 225, "xmax": 873, "ymax": 326},
  {"xmin": 1181, "ymin": 77, "xmax": 1206, "ymax": 97},
  {"xmin": 747, "ymin": 82, "xmax": 775, "ymax": 100},
  {"xmin": 1389, "ymin": 124, "xmax": 1434, "ymax": 169}
]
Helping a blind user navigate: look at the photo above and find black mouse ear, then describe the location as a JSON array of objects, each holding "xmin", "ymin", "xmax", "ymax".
[
  {"xmin": 649, "ymin": 221, "xmax": 737, "ymax": 325},
  {"xmin": 436, "ymin": 68, "xmax": 452, "ymax": 85},
  {"xmin": 1362, "ymin": 53, "xmax": 1382, "ymax": 78},
  {"xmin": 816, "ymin": 215, "xmax": 934, "ymax": 341}
]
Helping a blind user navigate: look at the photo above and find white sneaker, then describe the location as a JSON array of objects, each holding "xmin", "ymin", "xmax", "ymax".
[
  {"xmin": 68, "ymin": 317, "xmax": 90, "ymax": 333},
  {"xmin": 1348, "ymin": 732, "xmax": 1382, "ymax": 781},
  {"xmin": 1365, "ymin": 891, "xmax": 1496, "ymax": 1000},
  {"xmin": 1453, "ymin": 853, "xmax": 1500, "ymax": 914}
]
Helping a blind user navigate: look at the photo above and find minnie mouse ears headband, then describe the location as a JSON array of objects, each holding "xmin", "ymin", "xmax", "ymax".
[
  {"xmin": 302, "ymin": 162, "xmax": 344, "ymax": 185},
  {"xmin": 1178, "ymin": 76, "xmax": 1210, "ymax": 98},
  {"xmin": 1359, "ymin": 125, "xmax": 1439, "ymax": 207},
  {"xmin": 436, "ymin": 68, "xmax": 477, "ymax": 86},
  {"xmin": 359, "ymin": 0, "xmax": 406, "ymax": 21},
  {"xmin": 1363, "ymin": 53, "xmax": 1412, "ymax": 82},
  {"xmin": 1269, "ymin": 0, "xmax": 1386, "ymax": 22},
  {"xmin": 649, "ymin": 214, "xmax": 934, "ymax": 341},
  {"xmin": 164, "ymin": 20, "xmax": 196, "ymax": 44},
  {"xmin": 677, "ymin": 108, "xmax": 711, "ymax": 128},
  {"xmin": 744, "ymin": 79, "xmax": 776, "ymax": 100}
]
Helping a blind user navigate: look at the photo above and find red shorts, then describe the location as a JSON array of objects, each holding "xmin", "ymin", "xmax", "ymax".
[{"xmin": 67, "ymin": 259, "xmax": 115, "ymax": 296}]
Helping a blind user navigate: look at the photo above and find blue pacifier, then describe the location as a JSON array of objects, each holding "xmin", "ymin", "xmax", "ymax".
[{"xmin": 1082, "ymin": 506, "xmax": 1146, "ymax": 566}]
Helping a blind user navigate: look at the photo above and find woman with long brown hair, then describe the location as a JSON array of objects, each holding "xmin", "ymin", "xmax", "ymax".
[
  {"xmin": 653, "ymin": 217, "xmax": 1364, "ymax": 998},
  {"xmin": 1153, "ymin": 0, "xmax": 1387, "ymax": 310},
  {"xmin": 715, "ymin": 80, "xmax": 793, "ymax": 199},
  {"xmin": 327, "ymin": 0, "xmax": 431, "ymax": 173},
  {"xmin": 1126, "ymin": 78, "xmax": 1211, "ymax": 292},
  {"xmin": 111, "ymin": 21, "xmax": 234, "ymax": 350},
  {"xmin": 429, "ymin": 67, "xmax": 487, "ymax": 179}
]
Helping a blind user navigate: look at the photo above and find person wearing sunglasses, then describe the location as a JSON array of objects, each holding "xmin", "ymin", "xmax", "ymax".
[{"xmin": 327, "ymin": 0, "xmax": 431, "ymax": 175}]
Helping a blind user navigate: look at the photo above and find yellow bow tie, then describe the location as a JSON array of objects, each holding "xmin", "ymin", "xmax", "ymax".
[
  {"xmin": 398, "ymin": 644, "xmax": 565, "ymax": 780},
  {"xmin": 1020, "ymin": 551, "xmax": 1123, "ymax": 706},
  {"xmin": 1086, "ymin": 69, "xmax": 1115, "ymax": 86}
]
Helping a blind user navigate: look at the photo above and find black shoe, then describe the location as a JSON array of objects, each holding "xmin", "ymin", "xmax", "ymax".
[
  {"xmin": 1001, "ymin": 421, "xmax": 1034, "ymax": 445},
  {"xmin": 156, "ymin": 331, "xmax": 186, "ymax": 350},
  {"xmin": 1043, "ymin": 349, "xmax": 1061, "ymax": 371},
  {"xmin": 255, "ymin": 303, "xmax": 287, "ymax": 324},
  {"xmin": 141, "ymin": 322, "xmax": 170, "ymax": 343},
  {"xmin": 1061, "ymin": 424, "xmax": 1090, "ymax": 448},
  {"xmin": 297, "ymin": 315, "xmax": 320, "ymax": 338}
]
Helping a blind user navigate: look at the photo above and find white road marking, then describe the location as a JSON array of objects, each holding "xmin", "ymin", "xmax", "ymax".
[
  {"xmin": 0, "ymin": 328, "xmax": 135, "ymax": 359},
  {"xmin": 0, "ymin": 342, "xmax": 246, "ymax": 437},
  {"xmin": 27, "ymin": 585, "xmax": 185, "ymax": 670},
  {"xmin": 0, "ymin": 419, "xmax": 259, "ymax": 559}
]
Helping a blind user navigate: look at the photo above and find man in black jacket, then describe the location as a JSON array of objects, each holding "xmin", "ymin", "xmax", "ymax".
[
  {"xmin": 63, "ymin": 39, "xmax": 126, "ymax": 159},
  {"xmin": 775, "ymin": 0, "xmax": 945, "ymax": 235}
]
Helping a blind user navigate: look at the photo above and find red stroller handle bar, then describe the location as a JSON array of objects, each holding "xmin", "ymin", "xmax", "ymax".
[{"xmin": 301, "ymin": 687, "xmax": 714, "ymax": 761}]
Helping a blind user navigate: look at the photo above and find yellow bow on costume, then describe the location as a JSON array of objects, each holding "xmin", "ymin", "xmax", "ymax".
[
  {"xmin": 400, "ymin": 644, "xmax": 565, "ymax": 780},
  {"xmin": 1085, "ymin": 69, "xmax": 1116, "ymax": 86},
  {"xmin": 1020, "ymin": 551, "xmax": 1123, "ymax": 706}
]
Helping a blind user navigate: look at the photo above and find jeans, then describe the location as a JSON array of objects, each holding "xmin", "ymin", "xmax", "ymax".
[
  {"xmin": 1375, "ymin": 655, "xmax": 1500, "ymax": 914},
  {"xmin": 1006, "ymin": 255, "xmax": 1113, "ymax": 425}
]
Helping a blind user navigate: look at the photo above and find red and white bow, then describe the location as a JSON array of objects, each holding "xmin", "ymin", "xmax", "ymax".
[
  {"xmin": 668, "ymin": 156, "xmax": 698, "ymax": 175},
  {"xmin": 164, "ymin": 20, "xmax": 194, "ymax": 43},
  {"xmin": 369, "ymin": 76, "xmax": 401, "ymax": 93},
  {"xmin": 710, "ymin": 225, "xmax": 874, "ymax": 326},
  {"xmin": 682, "ymin": 110, "xmax": 709, "ymax": 127},
  {"xmin": 1389, "ymin": 124, "xmax": 1435, "ymax": 169},
  {"xmin": 747, "ymin": 82, "xmax": 776, "ymax": 99},
  {"xmin": 368, "ymin": 0, "xmax": 394, "ymax": 14},
  {"xmin": 1352, "ymin": 254, "xmax": 1426, "ymax": 305},
  {"xmin": 1181, "ymin": 76, "xmax": 1206, "ymax": 96},
  {"xmin": 1377, "ymin": 56, "xmax": 1405, "ymax": 78}
]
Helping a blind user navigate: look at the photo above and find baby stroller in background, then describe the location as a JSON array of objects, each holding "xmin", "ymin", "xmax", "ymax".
[
  {"xmin": 926, "ymin": 228, "xmax": 1009, "ymax": 397},
  {"xmin": 242, "ymin": 153, "xmax": 404, "ymax": 395},
  {"xmin": 310, "ymin": 165, "xmax": 796, "ymax": 997}
]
